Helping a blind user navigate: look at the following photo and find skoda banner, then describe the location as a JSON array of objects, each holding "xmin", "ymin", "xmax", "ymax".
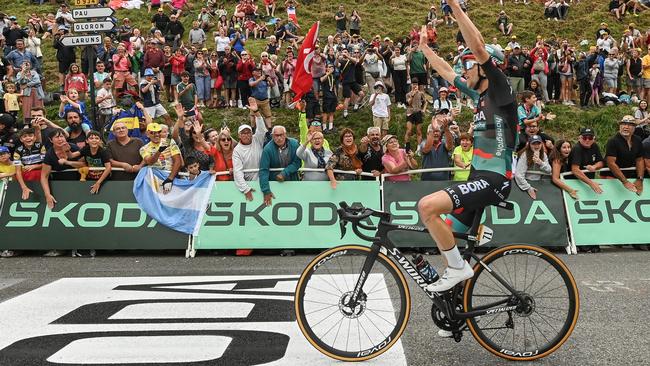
[
  {"xmin": 196, "ymin": 181, "xmax": 381, "ymax": 249},
  {"xmin": 383, "ymin": 179, "xmax": 569, "ymax": 247},
  {"xmin": 563, "ymin": 179, "xmax": 650, "ymax": 246},
  {"xmin": 0, "ymin": 181, "xmax": 188, "ymax": 250}
]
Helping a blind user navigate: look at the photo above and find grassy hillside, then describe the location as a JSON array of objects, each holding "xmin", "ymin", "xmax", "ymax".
[{"xmin": 3, "ymin": 0, "xmax": 648, "ymax": 142}]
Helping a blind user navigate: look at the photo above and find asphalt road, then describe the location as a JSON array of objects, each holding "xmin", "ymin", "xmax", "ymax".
[{"xmin": 0, "ymin": 247, "xmax": 648, "ymax": 366}]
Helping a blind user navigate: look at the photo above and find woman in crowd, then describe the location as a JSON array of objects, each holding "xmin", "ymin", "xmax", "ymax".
[
  {"xmin": 162, "ymin": 45, "xmax": 173, "ymax": 103},
  {"xmin": 326, "ymin": 128, "xmax": 363, "ymax": 189},
  {"xmin": 528, "ymin": 79, "xmax": 545, "ymax": 110},
  {"xmin": 193, "ymin": 49, "xmax": 212, "ymax": 108},
  {"xmin": 176, "ymin": 116, "xmax": 214, "ymax": 171},
  {"xmin": 280, "ymin": 49, "xmax": 296, "ymax": 107},
  {"xmin": 634, "ymin": 99, "xmax": 649, "ymax": 139},
  {"xmin": 208, "ymin": 52, "xmax": 222, "ymax": 108},
  {"xmin": 349, "ymin": 10, "xmax": 362, "ymax": 36},
  {"xmin": 549, "ymin": 139, "xmax": 578, "ymax": 199},
  {"xmin": 259, "ymin": 51, "xmax": 280, "ymax": 104},
  {"xmin": 558, "ymin": 45, "xmax": 576, "ymax": 105},
  {"xmin": 212, "ymin": 128, "xmax": 236, "ymax": 181},
  {"xmin": 130, "ymin": 28, "xmax": 146, "ymax": 54},
  {"xmin": 515, "ymin": 135, "xmax": 552, "ymax": 200},
  {"xmin": 452, "ymin": 132, "xmax": 473, "ymax": 182},
  {"xmin": 15, "ymin": 61, "xmax": 45, "ymax": 123},
  {"xmin": 381, "ymin": 134, "xmax": 418, "ymax": 182},
  {"xmin": 603, "ymin": 50, "xmax": 623, "ymax": 94},
  {"xmin": 530, "ymin": 45, "xmax": 550, "ymax": 103},
  {"xmin": 64, "ymin": 63, "xmax": 88, "ymax": 100},
  {"xmin": 26, "ymin": 29, "xmax": 43, "ymax": 72},
  {"xmin": 297, "ymin": 131, "xmax": 332, "ymax": 181},
  {"xmin": 390, "ymin": 47, "xmax": 408, "ymax": 108}
]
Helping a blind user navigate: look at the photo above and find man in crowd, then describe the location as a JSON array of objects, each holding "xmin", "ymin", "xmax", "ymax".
[
  {"xmin": 603, "ymin": 116, "xmax": 644, "ymax": 195},
  {"xmin": 232, "ymin": 99, "xmax": 269, "ymax": 201},
  {"xmin": 570, "ymin": 127, "xmax": 604, "ymax": 195},
  {"xmin": 420, "ymin": 111, "xmax": 455, "ymax": 181},
  {"xmin": 338, "ymin": 49, "xmax": 365, "ymax": 118},
  {"xmin": 358, "ymin": 126, "xmax": 384, "ymax": 179},
  {"xmin": 151, "ymin": 7, "xmax": 170, "ymax": 33},
  {"xmin": 140, "ymin": 68, "xmax": 173, "ymax": 126},
  {"xmin": 6, "ymin": 39, "xmax": 37, "ymax": 73},
  {"xmin": 164, "ymin": 13, "xmax": 185, "ymax": 48},
  {"xmin": 63, "ymin": 110, "xmax": 89, "ymax": 149},
  {"xmin": 144, "ymin": 40, "xmax": 166, "ymax": 83},
  {"xmin": 335, "ymin": 5, "xmax": 347, "ymax": 34},
  {"xmin": 507, "ymin": 45, "xmax": 527, "ymax": 94},
  {"xmin": 259, "ymin": 125, "xmax": 301, "ymax": 206},
  {"xmin": 516, "ymin": 120, "xmax": 555, "ymax": 154},
  {"xmin": 249, "ymin": 67, "xmax": 273, "ymax": 128},
  {"xmin": 140, "ymin": 122, "xmax": 182, "ymax": 193},
  {"xmin": 29, "ymin": 107, "xmax": 61, "ymax": 150},
  {"xmin": 107, "ymin": 121, "xmax": 144, "ymax": 180}
]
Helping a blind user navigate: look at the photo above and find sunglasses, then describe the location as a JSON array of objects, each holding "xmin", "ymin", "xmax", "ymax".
[
  {"xmin": 311, "ymin": 121, "xmax": 322, "ymax": 127},
  {"xmin": 581, "ymin": 135, "xmax": 594, "ymax": 141},
  {"xmin": 220, "ymin": 137, "xmax": 232, "ymax": 141},
  {"xmin": 463, "ymin": 59, "xmax": 479, "ymax": 70}
]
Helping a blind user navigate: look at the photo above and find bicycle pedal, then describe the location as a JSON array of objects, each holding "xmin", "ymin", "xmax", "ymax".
[{"xmin": 453, "ymin": 331, "xmax": 463, "ymax": 343}]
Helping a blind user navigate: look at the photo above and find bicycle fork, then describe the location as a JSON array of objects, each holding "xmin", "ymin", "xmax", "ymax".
[{"xmin": 348, "ymin": 244, "xmax": 381, "ymax": 306}]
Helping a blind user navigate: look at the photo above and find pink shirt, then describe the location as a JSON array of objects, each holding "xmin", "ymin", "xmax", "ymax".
[{"xmin": 382, "ymin": 149, "xmax": 411, "ymax": 182}]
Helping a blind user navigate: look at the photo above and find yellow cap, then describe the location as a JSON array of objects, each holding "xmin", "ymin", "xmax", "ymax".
[{"xmin": 146, "ymin": 123, "xmax": 162, "ymax": 132}]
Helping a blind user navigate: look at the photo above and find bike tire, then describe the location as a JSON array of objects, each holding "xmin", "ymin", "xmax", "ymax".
[
  {"xmin": 463, "ymin": 244, "xmax": 579, "ymax": 361},
  {"xmin": 295, "ymin": 245, "xmax": 411, "ymax": 362}
]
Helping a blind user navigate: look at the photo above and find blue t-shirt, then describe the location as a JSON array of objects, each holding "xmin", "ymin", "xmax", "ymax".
[
  {"xmin": 59, "ymin": 102, "xmax": 92, "ymax": 128},
  {"xmin": 229, "ymin": 34, "xmax": 246, "ymax": 53},
  {"xmin": 249, "ymin": 78, "xmax": 269, "ymax": 100}
]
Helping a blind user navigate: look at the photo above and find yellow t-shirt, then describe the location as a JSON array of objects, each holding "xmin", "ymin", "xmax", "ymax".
[
  {"xmin": 140, "ymin": 139, "xmax": 181, "ymax": 171},
  {"xmin": 3, "ymin": 93, "xmax": 20, "ymax": 112},
  {"xmin": 452, "ymin": 145, "xmax": 473, "ymax": 182},
  {"xmin": 0, "ymin": 162, "xmax": 16, "ymax": 175},
  {"xmin": 642, "ymin": 55, "xmax": 650, "ymax": 79}
]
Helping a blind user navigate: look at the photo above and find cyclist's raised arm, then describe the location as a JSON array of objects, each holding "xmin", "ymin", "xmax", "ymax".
[
  {"xmin": 448, "ymin": 0, "xmax": 489, "ymax": 64},
  {"xmin": 418, "ymin": 26, "xmax": 456, "ymax": 84}
]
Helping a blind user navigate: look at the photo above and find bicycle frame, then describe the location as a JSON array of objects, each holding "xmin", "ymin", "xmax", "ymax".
[{"xmin": 348, "ymin": 206, "xmax": 525, "ymax": 322}]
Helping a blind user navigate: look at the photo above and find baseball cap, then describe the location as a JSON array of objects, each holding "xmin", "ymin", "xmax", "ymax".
[
  {"xmin": 619, "ymin": 115, "xmax": 636, "ymax": 125},
  {"xmin": 513, "ymin": 43, "xmax": 521, "ymax": 49},
  {"xmin": 146, "ymin": 123, "xmax": 162, "ymax": 132},
  {"xmin": 144, "ymin": 68, "xmax": 155, "ymax": 76},
  {"xmin": 511, "ymin": 35, "xmax": 517, "ymax": 40},
  {"xmin": 238, "ymin": 124, "xmax": 253, "ymax": 133},
  {"xmin": 580, "ymin": 128, "xmax": 595, "ymax": 136},
  {"xmin": 374, "ymin": 81, "xmax": 385, "ymax": 89},
  {"xmin": 439, "ymin": 87, "xmax": 449, "ymax": 93},
  {"xmin": 435, "ymin": 108, "xmax": 450, "ymax": 116},
  {"xmin": 529, "ymin": 135, "xmax": 543, "ymax": 144},
  {"xmin": 0, "ymin": 146, "xmax": 9, "ymax": 154}
]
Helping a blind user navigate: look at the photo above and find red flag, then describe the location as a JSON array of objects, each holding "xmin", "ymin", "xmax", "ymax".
[{"xmin": 290, "ymin": 21, "xmax": 319, "ymax": 102}]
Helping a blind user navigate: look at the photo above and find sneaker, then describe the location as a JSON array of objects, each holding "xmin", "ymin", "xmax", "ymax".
[
  {"xmin": 343, "ymin": 110, "xmax": 349, "ymax": 118},
  {"xmin": 237, "ymin": 100, "xmax": 243, "ymax": 108},
  {"xmin": 0, "ymin": 250, "xmax": 15, "ymax": 258},
  {"xmin": 425, "ymin": 262, "xmax": 474, "ymax": 293},
  {"xmin": 43, "ymin": 250, "xmax": 64, "ymax": 257},
  {"xmin": 353, "ymin": 103, "xmax": 359, "ymax": 111},
  {"xmin": 72, "ymin": 249, "xmax": 83, "ymax": 257},
  {"xmin": 438, "ymin": 329, "xmax": 453, "ymax": 338}
]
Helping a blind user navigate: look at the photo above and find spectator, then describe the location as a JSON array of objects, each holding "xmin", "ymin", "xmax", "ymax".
[
  {"xmin": 575, "ymin": 52, "xmax": 591, "ymax": 107},
  {"xmin": 112, "ymin": 44, "xmax": 138, "ymax": 93},
  {"xmin": 140, "ymin": 122, "xmax": 182, "ymax": 193},
  {"xmin": 13, "ymin": 127, "xmax": 45, "ymax": 200},
  {"xmin": 433, "ymin": 86, "xmax": 453, "ymax": 112},
  {"xmin": 496, "ymin": 10, "xmax": 513, "ymax": 36},
  {"xmin": 597, "ymin": 32, "xmax": 617, "ymax": 54},
  {"xmin": 52, "ymin": 27, "xmax": 75, "ymax": 91},
  {"xmin": 404, "ymin": 81, "xmax": 426, "ymax": 152},
  {"xmin": 570, "ymin": 127, "xmax": 604, "ymax": 194},
  {"xmin": 207, "ymin": 51, "xmax": 222, "ymax": 108},
  {"xmin": 515, "ymin": 135, "xmax": 552, "ymax": 199},
  {"xmin": 193, "ymin": 49, "xmax": 211, "ymax": 108},
  {"xmin": 259, "ymin": 124, "xmax": 301, "ymax": 205},
  {"xmin": 391, "ymin": 47, "xmax": 408, "ymax": 108},
  {"xmin": 232, "ymin": 99, "xmax": 269, "ymax": 201},
  {"xmin": 28, "ymin": 107, "xmax": 59, "ymax": 150},
  {"xmin": 164, "ymin": 13, "xmax": 185, "ymax": 48},
  {"xmin": 230, "ymin": 28, "xmax": 247, "ymax": 54},
  {"xmin": 54, "ymin": 4, "xmax": 75, "ymax": 28},
  {"xmin": 176, "ymin": 71, "xmax": 198, "ymax": 113},
  {"xmin": 408, "ymin": 43, "xmax": 428, "ymax": 91},
  {"xmin": 318, "ymin": 64, "xmax": 337, "ymax": 132},
  {"xmin": 369, "ymin": 81, "xmax": 391, "ymax": 137},
  {"xmin": 517, "ymin": 90, "xmax": 545, "ymax": 129},
  {"xmin": 249, "ymin": 67, "xmax": 273, "ymax": 128},
  {"xmin": 452, "ymin": 132, "xmax": 473, "ymax": 181},
  {"xmin": 169, "ymin": 48, "xmax": 187, "ymax": 103},
  {"xmin": 358, "ymin": 127, "xmax": 384, "ymax": 179},
  {"xmin": 550, "ymin": 139, "xmax": 579, "ymax": 199},
  {"xmin": 0, "ymin": 145, "xmax": 15, "ymax": 181},
  {"xmin": 557, "ymin": 0, "xmax": 570, "ymax": 20},
  {"xmin": 420, "ymin": 112, "xmax": 455, "ymax": 181},
  {"xmin": 327, "ymin": 128, "xmax": 363, "ymax": 188},
  {"xmin": 589, "ymin": 62, "xmax": 603, "ymax": 106},
  {"xmin": 280, "ymin": 49, "xmax": 297, "ymax": 108},
  {"xmin": 212, "ymin": 128, "xmax": 236, "ymax": 181},
  {"xmin": 78, "ymin": 131, "xmax": 111, "ymax": 193},
  {"xmin": 0, "ymin": 113, "xmax": 17, "ymax": 155},
  {"xmin": 96, "ymin": 37, "xmax": 117, "ymax": 73},
  {"xmin": 177, "ymin": 114, "xmax": 214, "ymax": 172},
  {"xmin": 528, "ymin": 79, "xmax": 545, "ymax": 109},
  {"xmin": 63, "ymin": 110, "xmax": 89, "ymax": 150},
  {"xmin": 63, "ymin": 63, "xmax": 88, "ymax": 100},
  {"xmin": 635, "ymin": 99, "xmax": 649, "ymax": 138},
  {"xmin": 517, "ymin": 120, "xmax": 555, "ymax": 153},
  {"xmin": 95, "ymin": 78, "xmax": 115, "ymax": 132},
  {"xmin": 642, "ymin": 47, "xmax": 650, "ymax": 101},
  {"xmin": 530, "ymin": 45, "xmax": 550, "ymax": 103},
  {"xmin": 628, "ymin": 48, "xmax": 643, "ymax": 99},
  {"xmin": 108, "ymin": 92, "xmax": 152, "ymax": 142},
  {"xmin": 603, "ymin": 50, "xmax": 623, "ymax": 94},
  {"xmin": 58, "ymin": 88, "xmax": 91, "ymax": 129},
  {"xmin": 507, "ymin": 45, "xmax": 527, "ymax": 94},
  {"xmin": 334, "ymin": 5, "xmax": 347, "ymax": 34},
  {"xmin": 2, "ymin": 82, "xmax": 19, "ymax": 122},
  {"xmin": 297, "ymin": 130, "xmax": 332, "ymax": 181},
  {"xmin": 349, "ymin": 9, "xmax": 361, "ymax": 36},
  {"xmin": 644, "ymin": 132, "xmax": 650, "ymax": 176},
  {"xmin": 214, "ymin": 28, "xmax": 231, "ymax": 56},
  {"xmin": 189, "ymin": 21, "xmax": 207, "ymax": 48},
  {"xmin": 40, "ymin": 129, "xmax": 85, "ymax": 209},
  {"xmin": 107, "ymin": 121, "xmax": 144, "ymax": 180},
  {"xmin": 609, "ymin": 0, "xmax": 626, "ymax": 21},
  {"xmin": 603, "ymin": 115, "xmax": 645, "ymax": 194},
  {"xmin": 382, "ymin": 134, "xmax": 417, "ymax": 182},
  {"xmin": 25, "ymin": 29, "xmax": 42, "ymax": 72},
  {"xmin": 144, "ymin": 40, "xmax": 166, "ymax": 84},
  {"xmin": 141, "ymin": 68, "xmax": 173, "ymax": 126},
  {"xmin": 220, "ymin": 46, "xmax": 239, "ymax": 108},
  {"xmin": 93, "ymin": 61, "xmax": 110, "ymax": 89},
  {"xmin": 338, "ymin": 49, "xmax": 364, "ymax": 118},
  {"xmin": 6, "ymin": 39, "xmax": 37, "ymax": 74},
  {"xmin": 152, "ymin": 8, "xmax": 171, "ymax": 34},
  {"xmin": 265, "ymin": 0, "xmax": 277, "ymax": 17},
  {"xmin": 236, "ymin": 50, "xmax": 255, "ymax": 108}
]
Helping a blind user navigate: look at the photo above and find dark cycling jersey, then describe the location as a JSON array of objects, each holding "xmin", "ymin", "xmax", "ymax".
[{"xmin": 453, "ymin": 60, "xmax": 519, "ymax": 179}]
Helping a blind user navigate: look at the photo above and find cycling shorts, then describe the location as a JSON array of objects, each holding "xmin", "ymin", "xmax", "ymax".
[{"xmin": 443, "ymin": 170, "xmax": 511, "ymax": 213}]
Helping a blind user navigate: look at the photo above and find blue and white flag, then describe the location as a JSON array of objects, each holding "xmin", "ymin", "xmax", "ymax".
[{"xmin": 133, "ymin": 167, "xmax": 215, "ymax": 236}]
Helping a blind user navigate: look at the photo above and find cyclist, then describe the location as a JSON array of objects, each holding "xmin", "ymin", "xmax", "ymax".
[{"xmin": 416, "ymin": 0, "xmax": 518, "ymax": 293}]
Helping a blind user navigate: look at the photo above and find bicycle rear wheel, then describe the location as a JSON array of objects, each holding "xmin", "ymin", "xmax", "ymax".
[
  {"xmin": 295, "ymin": 245, "xmax": 410, "ymax": 362},
  {"xmin": 463, "ymin": 244, "xmax": 579, "ymax": 361}
]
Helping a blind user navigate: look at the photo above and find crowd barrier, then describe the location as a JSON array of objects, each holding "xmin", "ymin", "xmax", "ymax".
[{"xmin": 0, "ymin": 167, "xmax": 648, "ymax": 256}]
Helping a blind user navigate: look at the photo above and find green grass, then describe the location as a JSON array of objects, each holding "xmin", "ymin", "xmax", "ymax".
[{"xmin": 4, "ymin": 0, "xmax": 648, "ymax": 142}]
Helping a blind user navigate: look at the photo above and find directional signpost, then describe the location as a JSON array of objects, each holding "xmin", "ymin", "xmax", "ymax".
[{"xmin": 66, "ymin": 4, "xmax": 116, "ymax": 127}]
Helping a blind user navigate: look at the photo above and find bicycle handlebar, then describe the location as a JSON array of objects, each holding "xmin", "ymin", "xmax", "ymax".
[{"xmin": 337, "ymin": 202, "xmax": 390, "ymax": 241}]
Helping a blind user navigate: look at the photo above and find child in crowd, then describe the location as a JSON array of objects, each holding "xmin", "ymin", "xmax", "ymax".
[
  {"xmin": 0, "ymin": 146, "xmax": 15, "ymax": 180},
  {"xmin": 369, "ymin": 81, "xmax": 391, "ymax": 137},
  {"xmin": 185, "ymin": 155, "xmax": 201, "ymax": 180},
  {"xmin": 176, "ymin": 71, "xmax": 198, "ymax": 112},
  {"xmin": 64, "ymin": 63, "xmax": 88, "ymax": 100},
  {"xmin": 13, "ymin": 127, "xmax": 46, "ymax": 198},
  {"xmin": 96, "ymin": 78, "xmax": 116, "ymax": 132},
  {"xmin": 59, "ymin": 88, "xmax": 93, "ymax": 129},
  {"xmin": 2, "ymin": 82, "xmax": 20, "ymax": 122},
  {"xmin": 78, "ymin": 131, "xmax": 111, "ymax": 193}
]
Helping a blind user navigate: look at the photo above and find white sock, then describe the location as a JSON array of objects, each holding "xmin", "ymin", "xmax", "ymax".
[
  {"xmin": 442, "ymin": 246, "xmax": 465, "ymax": 269},
  {"xmin": 328, "ymin": 122, "xmax": 333, "ymax": 129}
]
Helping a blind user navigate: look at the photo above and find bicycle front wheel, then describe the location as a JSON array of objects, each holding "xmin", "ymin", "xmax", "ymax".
[
  {"xmin": 463, "ymin": 244, "xmax": 579, "ymax": 361},
  {"xmin": 295, "ymin": 245, "xmax": 410, "ymax": 362}
]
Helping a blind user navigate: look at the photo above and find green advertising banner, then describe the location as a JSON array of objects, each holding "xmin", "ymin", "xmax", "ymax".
[
  {"xmin": 383, "ymin": 180, "xmax": 569, "ymax": 247},
  {"xmin": 0, "ymin": 181, "xmax": 189, "ymax": 250},
  {"xmin": 196, "ymin": 181, "xmax": 381, "ymax": 249},
  {"xmin": 563, "ymin": 179, "xmax": 650, "ymax": 246}
]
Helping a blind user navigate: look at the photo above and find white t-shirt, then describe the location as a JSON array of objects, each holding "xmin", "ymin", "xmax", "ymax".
[
  {"xmin": 215, "ymin": 36, "xmax": 231, "ymax": 52},
  {"xmin": 371, "ymin": 93, "xmax": 391, "ymax": 118},
  {"xmin": 96, "ymin": 88, "xmax": 115, "ymax": 109}
]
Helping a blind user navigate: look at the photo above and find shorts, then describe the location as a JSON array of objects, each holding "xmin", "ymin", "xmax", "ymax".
[
  {"xmin": 253, "ymin": 98, "xmax": 272, "ymax": 119},
  {"xmin": 407, "ymin": 111, "xmax": 423, "ymax": 124},
  {"xmin": 145, "ymin": 104, "xmax": 168, "ymax": 119},
  {"xmin": 171, "ymin": 73, "xmax": 181, "ymax": 86},
  {"xmin": 603, "ymin": 77, "xmax": 617, "ymax": 89},
  {"xmin": 629, "ymin": 77, "xmax": 642, "ymax": 88},
  {"xmin": 443, "ymin": 170, "xmax": 512, "ymax": 227},
  {"xmin": 322, "ymin": 97, "xmax": 337, "ymax": 113},
  {"xmin": 411, "ymin": 73, "xmax": 428, "ymax": 86},
  {"xmin": 644, "ymin": 78, "xmax": 650, "ymax": 89},
  {"xmin": 373, "ymin": 116, "xmax": 390, "ymax": 130},
  {"xmin": 560, "ymin": 74, "xmax": 573, "ymax": 81},
  {"xmin": 305, "ymin": 99, "xmax": 321, "ymax": 119},
  {"xmin": 342, "ymin": 82, "xmax": 362, "ymax": 98},
  {"xmin": 113, "ymin": 71, "xmax": 137, "ymax": 89}
]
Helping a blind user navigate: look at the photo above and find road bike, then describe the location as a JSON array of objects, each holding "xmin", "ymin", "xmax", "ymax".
[{"xmin": 295, "ymin": 201, "xmax": 579, "ymax": 362}]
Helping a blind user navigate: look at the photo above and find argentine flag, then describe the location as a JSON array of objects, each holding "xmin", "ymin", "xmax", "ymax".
[{"xmin": 133, "ymin": 167, "xmax": 215, "ymax": 236}]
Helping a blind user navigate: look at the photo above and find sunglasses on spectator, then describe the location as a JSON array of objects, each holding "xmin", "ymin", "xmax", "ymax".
[
  {"xmin": 581, "ymin": 135, "xmax": 594, "ymax": 141},
  {"xmin": 221, "ymin": 137, "xmax": 232, "ymax": 141}
]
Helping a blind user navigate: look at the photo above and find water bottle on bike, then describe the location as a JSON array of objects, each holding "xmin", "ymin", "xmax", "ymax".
[{"xmin": 413, "ymin": 254, "xmax": 439, "ymax": 283}]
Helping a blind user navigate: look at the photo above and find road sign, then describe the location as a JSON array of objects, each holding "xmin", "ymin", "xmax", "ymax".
[
  {"xmin": 72, "ymin": 7, "xmax": 115, "ymax": 20},
  {"xmin": 73, "ymin": 0, "xmax": 99, "ymax": 5},
  {"xmin": 61, "ymin": 35, "xmax": 102, "ymax": 47},
  {"xmin": 73, "ymin": 21, "xmax": 115, "ymax": 33}
]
